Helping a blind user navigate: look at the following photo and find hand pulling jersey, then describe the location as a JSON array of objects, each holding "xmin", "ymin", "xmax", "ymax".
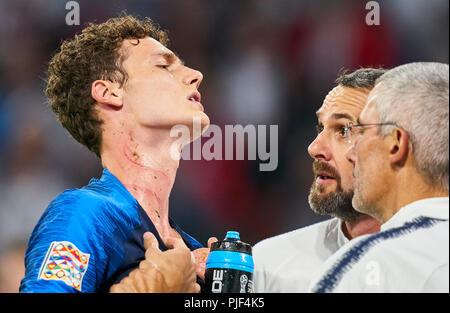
[{"xmin": 20, "ymin": 168, "xmax": 203, "ymax": 293}]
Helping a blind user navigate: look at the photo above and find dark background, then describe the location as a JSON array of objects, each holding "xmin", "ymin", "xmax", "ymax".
[{"xmin": 0, "ymin": 0, "xmax": 448, "ymax": 291}]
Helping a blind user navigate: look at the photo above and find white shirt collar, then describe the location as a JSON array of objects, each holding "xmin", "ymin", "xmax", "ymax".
[
  {"xmin": 337, "ymin": 220, "xmax": 350, "ymax": 247},
  {"xmin": 381, "ymin": 197, "xmax": 449, "ymax": 232}
]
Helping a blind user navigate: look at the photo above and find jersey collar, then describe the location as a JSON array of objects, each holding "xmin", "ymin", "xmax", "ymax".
[{"xmin": 381, "ymin": 197, "xmax": 449, "ymax": 231}]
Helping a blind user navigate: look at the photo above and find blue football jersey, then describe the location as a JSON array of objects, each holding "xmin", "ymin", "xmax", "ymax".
[{"xmin": 20, "ymin": 168, "xmax": 203, "ymax": 293}]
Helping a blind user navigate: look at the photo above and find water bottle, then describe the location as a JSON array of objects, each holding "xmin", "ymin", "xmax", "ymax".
[{"xmin": 204, "ymin": 231, "xmax": 254, "ymax": 293}]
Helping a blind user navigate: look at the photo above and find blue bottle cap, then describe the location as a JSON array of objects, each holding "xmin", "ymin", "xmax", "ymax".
[{"xmin": 225, "ymin": 231, "xmax": 240, "ymax": 240}]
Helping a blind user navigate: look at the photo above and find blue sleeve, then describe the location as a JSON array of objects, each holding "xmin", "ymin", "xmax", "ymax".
[{"xmin": 20, "ymin": 190, "xmax": 115, "ymax": 293}]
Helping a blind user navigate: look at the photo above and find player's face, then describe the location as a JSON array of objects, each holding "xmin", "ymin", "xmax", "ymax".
[
  {"xmin": 307, "ymin": 85, "xmax": 371, "ymax": 220},
  {"xmin": 120, "ymin": 37, "xmax": 209, "ymax": 136}
]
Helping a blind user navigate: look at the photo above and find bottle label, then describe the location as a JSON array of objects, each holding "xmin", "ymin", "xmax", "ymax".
[{"xmin": 205, "ymin": 268, "xmax": 254, "ymax": 293}]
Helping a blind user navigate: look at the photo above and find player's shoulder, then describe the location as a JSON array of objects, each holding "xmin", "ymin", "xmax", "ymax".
[
  {"xmin": 38, "ymin": 177, "xmax": 128, "ymax": 229},
  {"xmin": 48, "ymin": 171, "xmax": 135, "ymax": 212},
  {"xmin": 29, "ymin": 187, "xmax": 107, "ymax": 236},
  {"xmin": 47, "ymin": 186, "xmax": 110, "ymax": 216},
  {"xmin": 254, "ymin": 218, "xmax": 339, "ymax": 253},
  {"xmin": 34, "ymin": 176, "xmax": 142, "ymax": 240}
]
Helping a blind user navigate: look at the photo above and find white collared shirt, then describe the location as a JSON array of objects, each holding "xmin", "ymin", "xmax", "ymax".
[
  {"xmin": 308, "ymin": 197, "xmax": 449, "ymax": 293},
  {"xmin": 253, "ymin": 218, "xmax": 349, "ymax": 292}
]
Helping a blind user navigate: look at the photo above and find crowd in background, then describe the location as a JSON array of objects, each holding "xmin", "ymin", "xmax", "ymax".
[{"xmin": 0, "ymin": 0, "xmax": 448, "ymax": 291}]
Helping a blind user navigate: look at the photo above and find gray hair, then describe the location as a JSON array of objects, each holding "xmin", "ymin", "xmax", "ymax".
[{"xmin": 372, "ymin": 62, "xmax": 449, "ymax": 191}]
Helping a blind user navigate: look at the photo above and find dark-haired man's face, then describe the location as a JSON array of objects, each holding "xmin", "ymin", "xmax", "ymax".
[{"xmin": 307, "ymin": 85, "xmax": 371, "ymax": 222}]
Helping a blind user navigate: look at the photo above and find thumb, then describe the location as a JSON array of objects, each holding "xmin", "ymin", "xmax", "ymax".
[
  {"xmin": 207, "ymin": 237, "xmax": 218, "ymax": 249},
  {"xmin": 143, "ymin": 232, "xmax": 160, "ymax": 252},
  {"xmin": 164, "ymin": 236, "xmax": 188, "ymax": 250}
]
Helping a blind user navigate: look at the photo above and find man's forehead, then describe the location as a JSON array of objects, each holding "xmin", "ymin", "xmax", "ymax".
[
  {"xmin": 122, "ymin": 36, "xmax": 165, "ymax": 51},
  {"xmin": 316, "ymin": 85, "xmax": 371, "ymax": 122},
  {"xmin": 121, "ymin": 37, "xmax": 182, "ymax": 63}
]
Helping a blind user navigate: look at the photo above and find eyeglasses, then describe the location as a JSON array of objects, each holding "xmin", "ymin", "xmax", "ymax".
[{"xmin": 343, "ymin": 122, "xmax": 398, "ymax": 144}]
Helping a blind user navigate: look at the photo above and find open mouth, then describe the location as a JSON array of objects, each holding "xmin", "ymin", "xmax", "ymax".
[
  {"xmin": 317, "ymin": 172, "xmax": 335, "ymax": 180},
  {"xmin": 313, "ymin": 160, "xmax": 339, "ymax": 184},
  {"xmin": 188, "ymin": 91, "xmax": 201, "ymax": 103},
  {"xmin": 187, "ymin": 91, "xmax": 203, "ymax": 111},
  {"xmin": 316, "ymin": 172, "xmax": 336, "ymax": 182}
]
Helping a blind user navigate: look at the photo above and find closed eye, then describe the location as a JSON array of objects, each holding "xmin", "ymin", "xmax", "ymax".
[{"xmin": 157, "ymin": 64, "xmax": 170, "ymax": 70}]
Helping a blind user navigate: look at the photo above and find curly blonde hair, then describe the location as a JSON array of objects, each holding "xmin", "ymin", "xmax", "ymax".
[{"xmin": 46, "ymin": 15, "xmax": 169, "ymax": 157}]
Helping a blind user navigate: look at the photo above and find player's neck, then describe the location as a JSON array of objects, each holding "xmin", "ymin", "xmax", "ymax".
[
  {"xmin": 101, "ymin": 127, "xmax": 181, "ymax": 229},
  {"xmin": 342, "ymin": 214, "xmax": 381, "ymax": 240}
]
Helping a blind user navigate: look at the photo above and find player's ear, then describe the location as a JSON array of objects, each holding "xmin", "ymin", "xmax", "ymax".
[{"xmin": 91, "ymin": 80, "xmax": 123, "ymax": 109}]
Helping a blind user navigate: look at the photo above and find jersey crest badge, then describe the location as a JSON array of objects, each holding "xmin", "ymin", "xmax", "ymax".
[{"xmin": 38, "ymin": 241, "xmax": 90, "ymax": 291}]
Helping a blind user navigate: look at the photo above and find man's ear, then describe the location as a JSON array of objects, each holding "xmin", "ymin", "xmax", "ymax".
[
  {"xmin": 389, "ymin": 127, "xmax": 410, "ymax": 167},
  {"xmin": 91, "ymin": 80, "xmax": 123, "ymax": 109}
]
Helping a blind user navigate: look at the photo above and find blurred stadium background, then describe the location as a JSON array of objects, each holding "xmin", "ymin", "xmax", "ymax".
[{"xmin": 0, "ymin": 0, "xmax": 448, "ymax": 292}]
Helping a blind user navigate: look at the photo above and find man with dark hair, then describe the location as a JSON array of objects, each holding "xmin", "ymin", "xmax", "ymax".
[
  {"xmin": 20, "ymin": 15, "xmax": 212, "ymax": 293},
  {"xmin": 253, "ymin": 67, "xmax": 386, "ymax": 292}
]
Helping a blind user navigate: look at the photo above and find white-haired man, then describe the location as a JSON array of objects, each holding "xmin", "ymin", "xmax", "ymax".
[{"xmin": 309, "ymin": 62, "xmax": 449, "ymax": 293}]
